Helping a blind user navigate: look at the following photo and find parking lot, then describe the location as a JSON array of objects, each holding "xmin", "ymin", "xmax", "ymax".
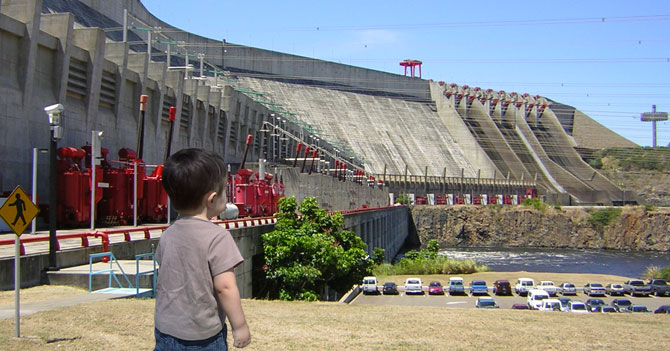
[{"xmin": 352, "ymin": 287, "xmax": 670, "ymax": 311}]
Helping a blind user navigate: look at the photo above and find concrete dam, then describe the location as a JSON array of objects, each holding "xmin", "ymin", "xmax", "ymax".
[{"xmin": 0, "ymin": 0, "xmax": 638, "ymax": 212}]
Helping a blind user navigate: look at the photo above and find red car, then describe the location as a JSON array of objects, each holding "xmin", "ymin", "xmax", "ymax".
[{"xmin": 428, "ymin": 281, "xmax": 445, "ymax": 295}]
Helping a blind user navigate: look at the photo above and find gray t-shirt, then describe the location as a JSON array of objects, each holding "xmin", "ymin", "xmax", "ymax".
[{"xmin": 155, "ymin": 216, "xmax": 243, "ymax": 340}]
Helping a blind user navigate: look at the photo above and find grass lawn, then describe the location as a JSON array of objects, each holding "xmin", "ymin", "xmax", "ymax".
[{"xmin": 1, "ymin": 272, "xmax": 669, "ymax": 350}]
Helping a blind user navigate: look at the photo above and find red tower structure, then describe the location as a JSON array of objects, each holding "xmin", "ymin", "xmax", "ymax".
[{"xmin": 399, "ymin": 59, "xmax": 422, "ymax": 78}]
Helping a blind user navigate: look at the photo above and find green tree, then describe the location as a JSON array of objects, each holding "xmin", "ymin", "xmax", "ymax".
[
  {"xmin": 395, "ymin": 193, "xmax": 413, "ymax": 205},
  {"xmin": 371, "ymin": 248, "xmax": 386, "ymax": 265},
  {"xmin": 262, "ymin": 197, "xmax": 372, "ymax": 301}
]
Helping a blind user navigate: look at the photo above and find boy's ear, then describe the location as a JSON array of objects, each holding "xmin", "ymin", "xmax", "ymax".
[{"xmin": 205, "ymin": 191, "xmax": 217, "ymax": 206}]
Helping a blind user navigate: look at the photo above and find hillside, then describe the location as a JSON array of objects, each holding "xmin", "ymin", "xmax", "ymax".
[
  {"xmin": 588, "ymin": 147, "xmax": 670, "ymax": 206},
  {"xmin": 411, "ymin": 205, "xmax": 670, "ymax": 251}
]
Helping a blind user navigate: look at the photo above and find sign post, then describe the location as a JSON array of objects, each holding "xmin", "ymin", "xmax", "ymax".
[{"xmin": 0, "ymin": 185, "xmax": 41, "ymax": 338}]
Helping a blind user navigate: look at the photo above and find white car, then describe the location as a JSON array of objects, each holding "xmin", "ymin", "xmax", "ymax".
[
  {"xmin": 537, "ymin": 281, "xmax": 558, "ymax": 296},
  {"xmin": 527, "ymin": 289, "xmax": 550, "ymax": 310},
  {"xmin": 404, "ymin": 277, "xmax": 423, "ymax": 295},
  {"xmin": 568, "ymin": 301, "xmax": 589, "ymax": 314},
  {"xmin": 362, "ymin": 276, "xmax": 378, "ymax": 295},
  {"xmin": 538, "ymin": 299, "xmax": 563, "ymax": 312},
  {"xmin": 515, "ymin": 278, "xmax": 535, "ymax": 296}
]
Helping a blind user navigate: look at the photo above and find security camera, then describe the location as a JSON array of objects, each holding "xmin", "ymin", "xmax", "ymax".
[{"xmin": 44, "ymin": 104, "xmax": 64, "ymax": 125}]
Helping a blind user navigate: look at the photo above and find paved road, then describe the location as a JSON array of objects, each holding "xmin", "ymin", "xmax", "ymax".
[{"xmin": 352, "ymin": 291, "xmax": 670, "ymax": 311}]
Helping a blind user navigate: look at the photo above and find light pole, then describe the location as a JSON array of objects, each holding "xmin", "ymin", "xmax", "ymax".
[
  {"xmin": 44, "ymin": 104, "xmax": 64, "ymax": 270},
  {"xmin": 31, "ymin": 148, "xmax": 48, "ymax": 233}
]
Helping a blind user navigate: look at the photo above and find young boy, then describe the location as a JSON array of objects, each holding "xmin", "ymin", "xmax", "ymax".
[{"xmin": 155, "ymin": 148, "xmax": 251, "ymax": 350}]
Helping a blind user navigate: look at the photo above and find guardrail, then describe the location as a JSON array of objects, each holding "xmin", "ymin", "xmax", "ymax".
[{"xmin": 0, "ymin": 205, "xmax": 398, "ymax": 256}]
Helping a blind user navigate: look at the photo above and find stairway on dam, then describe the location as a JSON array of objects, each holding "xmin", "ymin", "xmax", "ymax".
[{"xmin": 236, "ymin": 77, "xmax": 477, "ymax": 177}]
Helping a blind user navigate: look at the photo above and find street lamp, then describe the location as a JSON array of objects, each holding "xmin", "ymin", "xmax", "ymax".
[{"xmin": 44, "ymin": 103, "xmax": 64, "ymax": 270}]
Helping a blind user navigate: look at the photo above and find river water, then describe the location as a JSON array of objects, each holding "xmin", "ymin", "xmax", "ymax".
[{"xmin": 439, "ymin": 247, "xmax": 670, "ymax": 278}]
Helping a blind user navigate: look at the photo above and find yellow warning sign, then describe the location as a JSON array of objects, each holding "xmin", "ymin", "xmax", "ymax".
[{"xmin": 0, "ymin": 186, "xmax": 40, "ymax": 236}]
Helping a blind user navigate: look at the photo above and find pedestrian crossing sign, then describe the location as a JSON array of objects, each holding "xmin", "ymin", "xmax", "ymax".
[{"xmin": 0, "ymin": 186, "xmax": 40, "ymax": 236}]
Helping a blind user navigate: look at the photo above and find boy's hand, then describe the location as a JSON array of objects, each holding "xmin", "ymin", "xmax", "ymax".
[{"xmin": 232, "ymin": 323, "xmax": 251, "ymax": 348}]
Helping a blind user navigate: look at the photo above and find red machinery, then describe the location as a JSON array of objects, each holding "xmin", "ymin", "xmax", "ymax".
[
  {"xmin": 56, "ymin": 145, "xmax": 167, "ymax": 227},
  {"xmin": 97, "ymin": 148, "xmax": 146, "ymax": 225},
  {"xmin": 230, "ymin": 135, "xmax": 285, "ymax": 218},
  {"xmin": 56, "ymin": 147, "xmax": 103, "ymax": 226},
  {"xmin": 141, "ymin": 165, "xmax": 168, "ymax": 222}
]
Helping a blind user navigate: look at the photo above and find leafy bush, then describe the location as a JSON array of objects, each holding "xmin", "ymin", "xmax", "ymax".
[
  {"xmin": 587, "ymin": 207, "xmax": 622, "ymax": 228},
  {"xmin": 372, "ymin": 240, "xmax": 488, "ymax": 276},
  {"xmin": 521, "ymin": 197, "xmax": 547, "ymax": 211},
  {"xmin": 262, "ymin": 197, "xmax": 372, "ymax": 301},
  {"xmin": 395, "ymin": 193, "xmax": 413, "ymax": 205},
  {"xmin": 371, "ymin": 248, "xmax": 386, "ymax": 265},
  {"xmin": 644, "ymin": 266, "xmax": 670, "ymax": 281},
  {"xmin": 643, "ymin": 203, "xmax": 657, "ymax": 213}
]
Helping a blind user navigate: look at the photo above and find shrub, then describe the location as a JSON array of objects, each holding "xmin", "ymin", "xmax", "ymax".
[
  {"xmin": 587, "ymin": 207, "xmax": 622, "ymax": 228},
  {"xmin": 262, "ymin": 197, "xmax": 371, "ymax": 301},
  {"xmin": 371, "ymin": 248, "xmax": 386, "ymax": 265},
  {"xmin": 643, "ymin": 203, "xmax": 657, "ymax": 213},
  {"xmin": 521, "ymin": 197, "xmax": 547, "ymax": 211},
  {"xmin": 645, "ymin": 266, "xmax": 670, "ymax": 281},
  {"xmin": 395, "ymin": 193, "xmax": 413, "ymax": 205},
  {"xmin": 372, "ymin": 241, "xmax": 489, "ymax": 276}
]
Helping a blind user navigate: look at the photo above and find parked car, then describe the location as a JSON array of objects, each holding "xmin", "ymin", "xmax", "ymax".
[
  {"xmin": 536, "ymin": 281, "xmax": 558, "ymax": 297},
  {"xmin": 538, "ymin": 299, "xmax": 563, "ymax": 312},
  {"xmin": 362, "ymin": 276, "xmax": 379, "ymax": 295},
  {"xmin": 583, "ymin": 282, "xmax": 606, "ymax": 296},
  {"xmin": 592, "ymin": 305, "xmax": 617, "ymax": 313},
  {"xmin": 511, "ymin": 304, "xmax": 530, "ymax": 310},
  {"xmin": 493, "ymin": 280, "xmax": 512, "ymax": 296},
  {"xmin": 404, "ymin": 278, "xmax": 423, "ymax": 295},
  {"xmin": 653, "ymin": 305, "xmax": 670, "ymax": 314},
  {"xmin": 648, "ymin": 279, "xmax": 670, "ymax": 297},
  {"xmin": 605, "ymin": 283, "xmax": 625, "ymax": 296},
  {"xmin": 558, "ymin": 282, "xmax": 577, "ymax": 296},
  {"xmin": 470, "ymin": 280, "xmax": 488, "ymax": 296},
  {"xmin": 448, "ymin": 277, "xmax": 465, "ymax": 295},
  {"xmin": 623, "ymin": 280, "xmax": 651, "ymax": 297},
  {"xmin": 514, "ymin": 278, "xmax": 535, "ymax": 297},
  {"xmin": 382, "ymin": 282, "xmax": 399, "ymax": 295},
  {"xmin": 631, "ymin": 305, "xmax": 651, "ymax": 313},
  {"xmin": 475, "ymin": 297, "xmax": 499, "ymax": 309},
  {"xmin": 585, "ymin": 298, "xmax": 606, "ymax": 312},
  {"xmin": 567, "ymin": 301, "xmax": 589, "ymax": 314},
  {"xmin": 428, "ymin": 281, "xmax": 444, "ymax": 295},
  {"xmin": 611, "ymin": 298, "xmax": 633, "ymax": 312},
  {"xmin": 527, "ymin": 289, "xmax": 550, "ymax": 310},
  {"xmin": 558, "ymin": 297, "xmax": 572, "ymax": 312}
]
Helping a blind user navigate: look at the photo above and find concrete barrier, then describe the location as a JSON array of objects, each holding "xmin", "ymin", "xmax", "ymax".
[{"xmin": 0, "ymin": 206, "xmax": 410, "ymax": 297}]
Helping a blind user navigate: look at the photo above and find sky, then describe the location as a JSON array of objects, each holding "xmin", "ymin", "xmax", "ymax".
[{"xmin": 140, "ymin": 0, "xmax": 670, "ymax": 147}]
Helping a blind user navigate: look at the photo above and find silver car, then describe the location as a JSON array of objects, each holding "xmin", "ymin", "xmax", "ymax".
[
  {"xmin": 606, "ymin": 283, "xmax": 625, "ymax": 296},
  {"xmin": 559, "ymin": 282, "xmax": 577, "ymax": 296}
]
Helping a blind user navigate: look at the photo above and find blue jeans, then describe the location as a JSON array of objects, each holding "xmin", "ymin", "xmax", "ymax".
[{"xmin": 154, "ymin": 325, "xmax": 227, "ymax": 351}]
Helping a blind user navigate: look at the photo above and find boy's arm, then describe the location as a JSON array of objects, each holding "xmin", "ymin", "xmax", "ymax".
[{"xmin": 214, "ymin": 269, "xmax": 251, "ymax": 348}]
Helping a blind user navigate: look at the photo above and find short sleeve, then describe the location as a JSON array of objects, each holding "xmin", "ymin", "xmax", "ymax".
[{"xmin": 208, "ymin": 228, "xmax": 244, "ymax": 277}]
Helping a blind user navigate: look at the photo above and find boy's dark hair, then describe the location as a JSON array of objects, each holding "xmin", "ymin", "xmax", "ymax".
[{"xmin": 162, "ymin": 148, "xmax": 227, "ymax": 211}]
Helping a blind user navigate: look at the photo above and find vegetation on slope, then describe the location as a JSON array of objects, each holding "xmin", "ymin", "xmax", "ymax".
[{"xmin": 373, "ymin": 239, "xmax": 489, "ymax": 276}]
